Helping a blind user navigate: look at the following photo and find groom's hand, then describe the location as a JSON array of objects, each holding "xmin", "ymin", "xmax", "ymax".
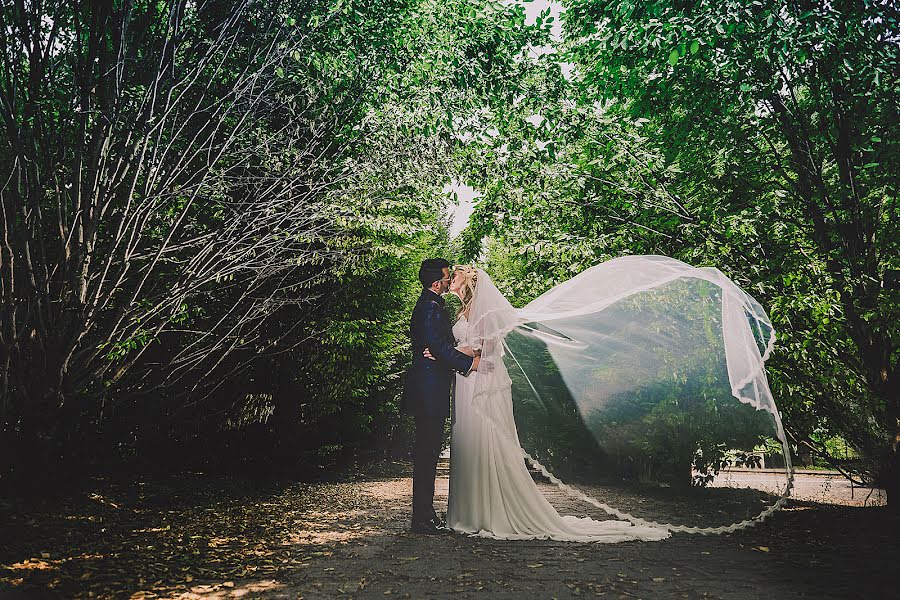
[{"xmin": 423, "ymin": 346, "xmax": 488, "ymax": 372}]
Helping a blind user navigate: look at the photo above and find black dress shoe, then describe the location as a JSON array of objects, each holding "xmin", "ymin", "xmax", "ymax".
[
  {"xmin": 411, "ymin": 520, "xmax": 452, "ymax": 535},
  {"xmin": 430, "ymin": 511, "xmax": 447, "ymax": 528}
]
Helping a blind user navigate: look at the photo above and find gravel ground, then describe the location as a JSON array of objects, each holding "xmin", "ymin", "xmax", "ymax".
[
  {"xmin": 710, "ymin": 470, "xmax": 886, "ymax": 507},
  {"xmin": 0, "ymin": 460, "xmax": 896, "ymax": 600}
]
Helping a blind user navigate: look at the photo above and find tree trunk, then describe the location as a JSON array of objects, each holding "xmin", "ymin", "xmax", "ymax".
[
  {"xmin": 273, "ymin": 364, "xmax": 302, "ymax": 471},
  {"xmin": 670, "ymin": 446, "xmax": 696, "ymax": 491},
  {"xmin": 882, "ymin": 391, "xmax": 900, "ymax": 512},
  {"xmin": 669, "ymin": 460, "xmax": 694, "ymax": 491},
  {"xmin": 885, "ymin": 448, "xmax": 900, "ymax": 513}
]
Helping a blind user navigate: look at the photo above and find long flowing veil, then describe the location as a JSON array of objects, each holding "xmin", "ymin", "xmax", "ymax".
[{"xmin": 464, "ymin": 255, "xmax": 792, "ymax": 533}]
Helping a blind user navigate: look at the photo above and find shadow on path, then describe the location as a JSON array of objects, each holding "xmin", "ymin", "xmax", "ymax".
[{"xmin": 1, "ymin": 460, "xmax": 896, "ymax": 599}]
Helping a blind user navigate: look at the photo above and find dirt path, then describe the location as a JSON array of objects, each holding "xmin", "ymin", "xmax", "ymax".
[
  {"xmin": 1, "ymin": 461, "xmax": 896, "ymax": 599},
  {"xmin": 711, "ymin": 470, "xmax": 886, "ymax": 507}
]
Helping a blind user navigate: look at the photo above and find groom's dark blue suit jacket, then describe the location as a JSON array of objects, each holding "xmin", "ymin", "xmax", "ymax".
[{"xmin": 405, "ymin": 289, "xmax": 475, "ymax": 419}]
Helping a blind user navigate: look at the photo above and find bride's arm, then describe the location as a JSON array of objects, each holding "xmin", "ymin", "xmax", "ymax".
[
  {"xmin": 467, "ymin": 315, "xmax": 494, "ymax": 372},
  {"xmin": 422, "ymin": 310, "xmax": 475, "ymax": 373}
]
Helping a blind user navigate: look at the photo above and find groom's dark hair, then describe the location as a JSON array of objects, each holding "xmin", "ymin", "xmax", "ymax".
[{"xmin": 419, "ymin": 258, "xmax": 451, "ymax": 288}]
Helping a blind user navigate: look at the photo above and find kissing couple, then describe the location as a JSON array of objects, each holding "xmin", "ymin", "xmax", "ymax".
[{"xmin": 403, "ymin": 257, "xmax": 672, "ymax": 542}]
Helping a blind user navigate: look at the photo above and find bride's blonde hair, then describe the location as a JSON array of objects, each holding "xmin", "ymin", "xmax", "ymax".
[{"xmin": 453, "ymin": 265, "xmax": 478, "ymax": 319}]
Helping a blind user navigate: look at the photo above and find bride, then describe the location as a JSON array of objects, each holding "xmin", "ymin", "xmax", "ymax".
[
  {"xmin": 426, "ymin": 256, "xmax": 785, "ymax": 542},
  {"xmin": 435, "ymin": 264, "xmax": 670, "ymax": 542}
]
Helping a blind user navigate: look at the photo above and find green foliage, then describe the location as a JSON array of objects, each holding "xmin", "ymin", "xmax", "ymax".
[
  {"xmin": 454, "ymin": 0, "xmax": 898, "ymax": 492},
  {"xmin": 4, "ymin": 0, "xmax": 894, "ymax": 501},
  {"xmin": 0, "ymin": 0, "xmax": 539, "ymax": 474}
]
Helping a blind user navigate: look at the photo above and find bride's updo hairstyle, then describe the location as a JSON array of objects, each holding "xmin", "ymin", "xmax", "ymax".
[{"xmin": 453, "ymin": 265, "xmax": 478, "ymax": 319}]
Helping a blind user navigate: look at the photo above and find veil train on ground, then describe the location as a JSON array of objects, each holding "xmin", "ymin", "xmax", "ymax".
[{"xmin": 464, "ymin": 255, "xmax": 793, "ymax": 534}]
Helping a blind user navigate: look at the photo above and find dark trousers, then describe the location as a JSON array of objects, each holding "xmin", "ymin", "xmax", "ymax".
[{"xmin": 412, "ymin": 415, "xmax": 445, "ymax": 523}]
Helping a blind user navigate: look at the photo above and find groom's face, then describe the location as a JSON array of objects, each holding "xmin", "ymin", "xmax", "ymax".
[{"xmin": 436, "ymin": 267, "xmax": 451, "ymax": 295}]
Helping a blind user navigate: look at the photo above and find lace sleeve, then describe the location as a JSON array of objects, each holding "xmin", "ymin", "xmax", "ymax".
[{"xmin": 465, "ymin": 313, "xmax": 484, "ymax": 353}]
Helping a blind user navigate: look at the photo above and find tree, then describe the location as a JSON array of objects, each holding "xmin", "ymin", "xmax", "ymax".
[
  {"xmin": 456, "ymin": 0, "xmax": 898, "ymax": 505},
  {"xmin": 564, "ymin": 0, "xmax": 899, "ymax": 504},
  {"xmin": 0, "ymin": 0, "xmax": 544, "ymax": 476}
]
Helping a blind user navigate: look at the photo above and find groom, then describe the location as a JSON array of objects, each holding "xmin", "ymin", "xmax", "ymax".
[{"xmin": 405, "ymin": 258, "xmax": 481, "ymax": 534}]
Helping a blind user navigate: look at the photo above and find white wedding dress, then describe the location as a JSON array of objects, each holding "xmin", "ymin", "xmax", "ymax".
[
  {"xmin": 447, "ymin": 314, "xmax": 670, "ymax": 542},
  {"xmin": 444, "ymin": 257, "xmax": 789, "ymax": 538}
]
